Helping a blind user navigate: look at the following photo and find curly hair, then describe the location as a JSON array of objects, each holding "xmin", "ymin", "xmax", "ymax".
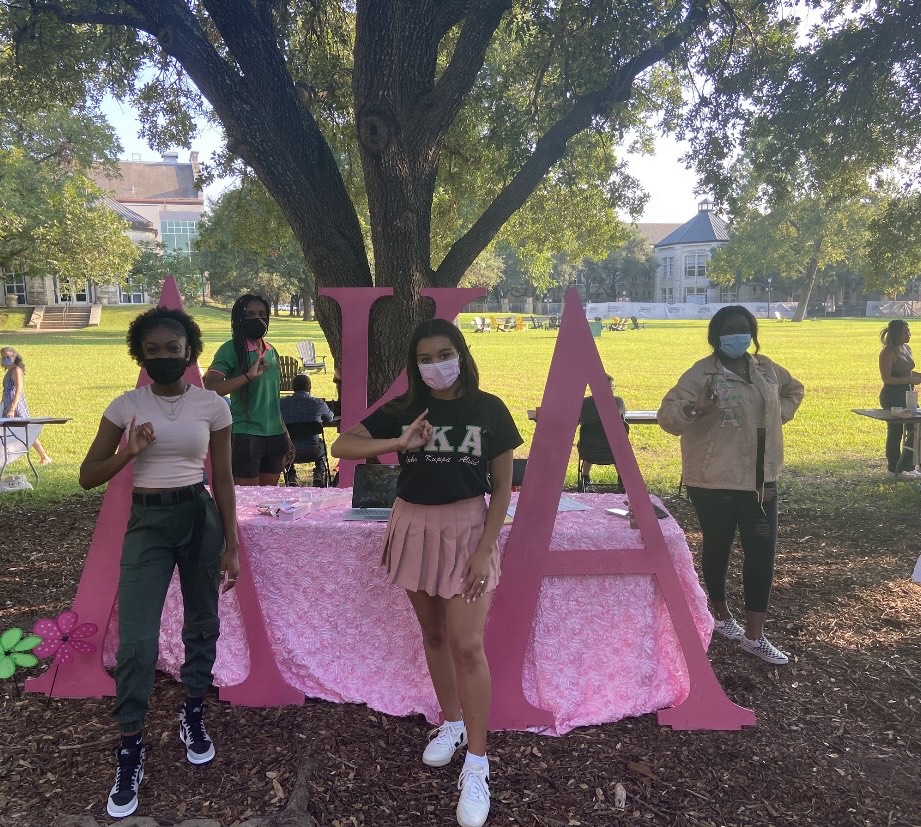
[{"xmin": 126, "ymin": 307, "xmax": 204, "ymax": 366}]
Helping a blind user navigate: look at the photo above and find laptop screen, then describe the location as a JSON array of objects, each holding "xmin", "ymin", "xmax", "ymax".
[{"xmin": 351, "ymin": 463, "xmax": 401, "ymax": 508}]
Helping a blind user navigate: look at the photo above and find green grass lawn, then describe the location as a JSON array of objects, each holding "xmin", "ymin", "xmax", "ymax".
[{"xmin": 1, "ymin": 307, "xmax": 916, "ymax": 513}]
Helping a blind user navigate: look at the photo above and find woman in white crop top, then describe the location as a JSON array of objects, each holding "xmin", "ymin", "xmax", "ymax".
[{"xmin": 79, "ymin": 307, "xmax": 238, "ymax": 819}]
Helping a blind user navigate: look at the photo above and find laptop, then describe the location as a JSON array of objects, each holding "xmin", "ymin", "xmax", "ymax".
[{"xmin": 341, "ymin": 463, "xmax": 401, "ymax": 521}]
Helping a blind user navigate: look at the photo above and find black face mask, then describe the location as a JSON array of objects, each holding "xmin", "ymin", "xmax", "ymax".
[
  {"xmin": 241, "ymin": 317, "xmax": 268, "ymax": 341},
  {"xmin": 145, "ymin": 358, "xmax": 188, "ymax": 386}
]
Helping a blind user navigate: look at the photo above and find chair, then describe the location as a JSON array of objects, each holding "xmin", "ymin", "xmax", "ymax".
[
  {"xmin": 529, "ymin": 315, "xmax": 544, "ymax": 329},
  {"xmin": 471, "ymin": 316, "xmax": 490, "ymax": 333},
  {"xmin": 276, "ymin": 355, "xmax": 304, "ymax": 392},
  {"xmin": 629, "ymin": 316, "xmax": 645, "ymax": 330},
  {"xmin": 576, "ymin": 397, "xmax": 628, "ymax": 493},
  {"xmin": 283, "ymin": 420, "xmax": 331, "ymax": 487},
  {"xmin": 511, "ymin": 458, "xmax": 528, "ymax": 492},
  {"xmin": 547, "ymin": 315, "xmax": 560, "ymax": 330},
  {"xmin": 296, "ymin": 340, "xmax": 327, "ymax": 372},
  {"xmin": 774, "ymin": 311, "xmax": 786, "ymax": 322}
]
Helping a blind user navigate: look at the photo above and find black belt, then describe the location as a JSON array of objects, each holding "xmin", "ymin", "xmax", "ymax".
[{"xmin": 132, "ymin": 482, "xmax": 205, "ymax": 506}]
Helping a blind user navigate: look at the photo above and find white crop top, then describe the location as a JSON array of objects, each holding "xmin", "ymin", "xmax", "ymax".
[{"xmin": 103, "ymin": 385, "xmax": 233, "ymax": 489}]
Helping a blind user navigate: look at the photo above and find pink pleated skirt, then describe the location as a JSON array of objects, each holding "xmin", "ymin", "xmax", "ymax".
[{"xmin": 381, "ymin": 495, "xmax": 501, "ymax": 598}]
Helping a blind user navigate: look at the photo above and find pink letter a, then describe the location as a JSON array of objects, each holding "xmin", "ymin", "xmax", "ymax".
[{"xmin": 485, "ymin": 290, "xmax": 756, "ymax": 731}]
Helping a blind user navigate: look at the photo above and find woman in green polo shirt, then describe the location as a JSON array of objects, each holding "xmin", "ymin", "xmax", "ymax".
[{"xmin": 204, "ymin": 293, "xmax": 294, "ymax": 485}]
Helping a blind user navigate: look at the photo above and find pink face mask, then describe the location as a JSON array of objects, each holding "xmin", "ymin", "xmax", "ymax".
[{"xmin": 418, "ymin": 357, "xmax": 460, "ymax": 391}]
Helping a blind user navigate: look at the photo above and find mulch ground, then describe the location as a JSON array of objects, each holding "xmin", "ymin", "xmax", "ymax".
[{"xmin": 1, "ymin": 490, "xmax": 920, "ymax": 827}]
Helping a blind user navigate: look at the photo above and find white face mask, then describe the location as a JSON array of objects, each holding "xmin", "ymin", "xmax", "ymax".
[{"xmin": 418, "ymin": 357, "xmax": 460, "ymax": 391}]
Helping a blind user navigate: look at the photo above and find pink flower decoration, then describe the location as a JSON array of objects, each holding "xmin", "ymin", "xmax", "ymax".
[{"xmin": 32, "ymin": 611, "xmax": 98, "ymax": 666}]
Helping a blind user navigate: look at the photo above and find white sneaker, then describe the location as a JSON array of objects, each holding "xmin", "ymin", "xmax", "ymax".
[
  {"xmin": 740, "ymin": 635, "xmax": 789, "ymax": 665},
  {"xmin": 422, "ymin": 720, "xmax": 467, "ymax": 767},
  {"xmin": 713, "ymin": 615, "xmax": 746, "ymax": 640},
  {"xmin": 457, "ymin": 764, "xmax": 490, "ymax": 827},
  {"xmin": 886, "ymin": 470, "xmax": 921, "ymax": 481}
]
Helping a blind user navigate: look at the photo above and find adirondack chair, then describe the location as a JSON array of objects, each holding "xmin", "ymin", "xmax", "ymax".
[
  {"xmin": 471, "ymin": 316, "xmax": 490, "ymax": 333},
  {"xmin": 277, "ymin": 355, "xmax": 304, "ymax": 392},
  {"xmin": 629, "ymin": 316, "xmax": 646, "ymax": 330},
  {"xmin": 296, "ymin": 340, "xmax": 327, "ymax": 372}
]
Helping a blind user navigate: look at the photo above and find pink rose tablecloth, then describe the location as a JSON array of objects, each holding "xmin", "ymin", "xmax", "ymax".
[{"xmin": 104, "ymin": 488, "xmax": 712, "ymax": 735}]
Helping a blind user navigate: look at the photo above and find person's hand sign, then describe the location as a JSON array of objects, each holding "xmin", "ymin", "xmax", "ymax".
[
  {"xmin": 126, "ymin": 415, "xmax": 155, "ymax": 456},
  {"xmin": 397, "ymin": 409, "xmax": 432, "ymax": 451}
]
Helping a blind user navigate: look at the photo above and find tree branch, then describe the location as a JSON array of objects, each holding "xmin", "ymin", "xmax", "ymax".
[
  {"xmin": 433, "ymin": 0, "xmax": 476, "ymax": 40},
  {"xmin": 416, "ymin": 0, "xmax": 512, "ymax": 145},
  {"xmin": 26, "ymin": 2, "xmax": 151, "ymax": 34},
  {"xmin": 434, "ymin": 0, "xmax": 710, "ymax": 286}
]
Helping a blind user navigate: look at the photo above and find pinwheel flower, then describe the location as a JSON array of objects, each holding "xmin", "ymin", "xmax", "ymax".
[
  {"xmin": 32, "ymin": 611, "xmax": 98, "ymax": 666},
  {"xmin": 0, "ymin": 627, "xmax": 42, "ymax": 679}
]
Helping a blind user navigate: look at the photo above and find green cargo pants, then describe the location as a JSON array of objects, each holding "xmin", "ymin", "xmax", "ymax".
[{"xmin": 113, "ymin": 489, "xmax": 224, "ymax": 733}]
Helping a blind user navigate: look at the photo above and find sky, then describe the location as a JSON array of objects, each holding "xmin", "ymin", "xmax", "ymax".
[{"xmin": 101, "ymin": 96, "xmax": 704, "ymax": 225}]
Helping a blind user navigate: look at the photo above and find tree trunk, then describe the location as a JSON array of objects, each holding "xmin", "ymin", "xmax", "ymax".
[{"xmin": 792, "ymin": 253, "xmax": 821, "ymax": 322}]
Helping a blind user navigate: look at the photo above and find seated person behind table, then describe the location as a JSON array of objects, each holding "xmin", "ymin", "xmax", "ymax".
[
  {"xmin": 580, "ymin": 374, "xmax": 629, "ymax": 487},
  {"xmin": 279, "ymin": 374, "xmax": 333, "ymax": 486}
]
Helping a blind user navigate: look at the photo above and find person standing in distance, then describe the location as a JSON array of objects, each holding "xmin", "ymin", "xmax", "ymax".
[
  {"xmin": 877, "ymin": 319, "xmax": 921, "ymax": 480},
  {"xmin": 204, "ymin": 294, "xmax": 294, "ymax": 485},
  {"xmin": 1, "ymin": 345, "xmax": 52, "ymax": 464}
]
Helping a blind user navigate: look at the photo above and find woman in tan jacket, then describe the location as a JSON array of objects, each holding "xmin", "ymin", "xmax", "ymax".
[{"xmin": 659, "ymin": 306, "xmax": 804, "ymax": 666}]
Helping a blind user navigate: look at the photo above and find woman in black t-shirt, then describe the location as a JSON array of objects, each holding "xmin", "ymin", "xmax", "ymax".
[{"xmin": 332, "ymin": 319, "xmax": 521, "ymax": 827}]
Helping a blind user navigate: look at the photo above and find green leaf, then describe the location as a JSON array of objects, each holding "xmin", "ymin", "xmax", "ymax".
[
  {"xmin": 0, "ymin": 656, "xmax": 16, "ymax": 679},
  {"xmin": 13, "ymin": 634, "xmax": 42, "ymax": 653},
  {"xmin": 1, "ymin": 628, "xmax": 24, "ymax": 652},
  {"xmin": 11, "ymin": 653, "xmax": 38, "ymax": 668}
]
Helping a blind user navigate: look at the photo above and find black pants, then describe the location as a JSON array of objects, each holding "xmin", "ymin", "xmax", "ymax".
[
  {"xmin": 880, "ymin": 384, "xmax": 915, "ymax": 472},
  {"xmin": 686, "ymin": 485, "xmax": 778, "ymax": 614},
  {"xmin": 284, "ymin": 444, "xmax": 327, "ymax": 486}
]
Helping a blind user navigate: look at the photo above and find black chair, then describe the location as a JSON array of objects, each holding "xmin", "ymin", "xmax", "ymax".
[
  {"xmin": 576, "ymin": 397, "xmax": 629, "ymax": 493},
  {"xmin": 283, "ymin": 420, "xmax": 331, "ymax": 487},
  {"xmin": 511, "ymin": 458, "xmax": 528, "ymax": 491}
]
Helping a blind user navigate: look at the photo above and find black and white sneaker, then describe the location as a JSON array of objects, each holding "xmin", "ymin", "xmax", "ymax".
[
  {"xmin": 179, "ymin": 699, "xmax": 216, "ymax": 764},
  {"xmin": 107, "ymin": 742, "xmax": 145, "ymax": 818}
]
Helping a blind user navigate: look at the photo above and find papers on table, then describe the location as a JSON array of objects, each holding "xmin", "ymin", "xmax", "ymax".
[
  {"xmin": 506, "ymin": 496, "xmax": 591, "ymax": 522},
  {"xmin": 257, "ymin": 490, "xmax": 352, "ymax": 520}
]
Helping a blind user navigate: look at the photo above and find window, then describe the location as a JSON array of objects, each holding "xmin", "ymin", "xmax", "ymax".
[
  {"xmin": 660, "ymin": 256, "xmax": 674, "ymax": 281},
  {"xmin": 3, "ymin": 269, "xmax": 27, "ymax": 304},
  {"xmin": 661, "ymin": 287, "xmax": 674, "ymax": 302},
  {"xmin": 685, "ymin": 252, "xmax": 707, "ymax": 281},
  {"xmin": 161, "ymin": 219, "xmax": 199, "ymax": 254},
  {"xmin": 120, "ymin": 283, "xmax": 146, "ymax": 304},
  {"xmin": 684, "ymin": 285, "xmax": 708, "ymax": 304}
]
